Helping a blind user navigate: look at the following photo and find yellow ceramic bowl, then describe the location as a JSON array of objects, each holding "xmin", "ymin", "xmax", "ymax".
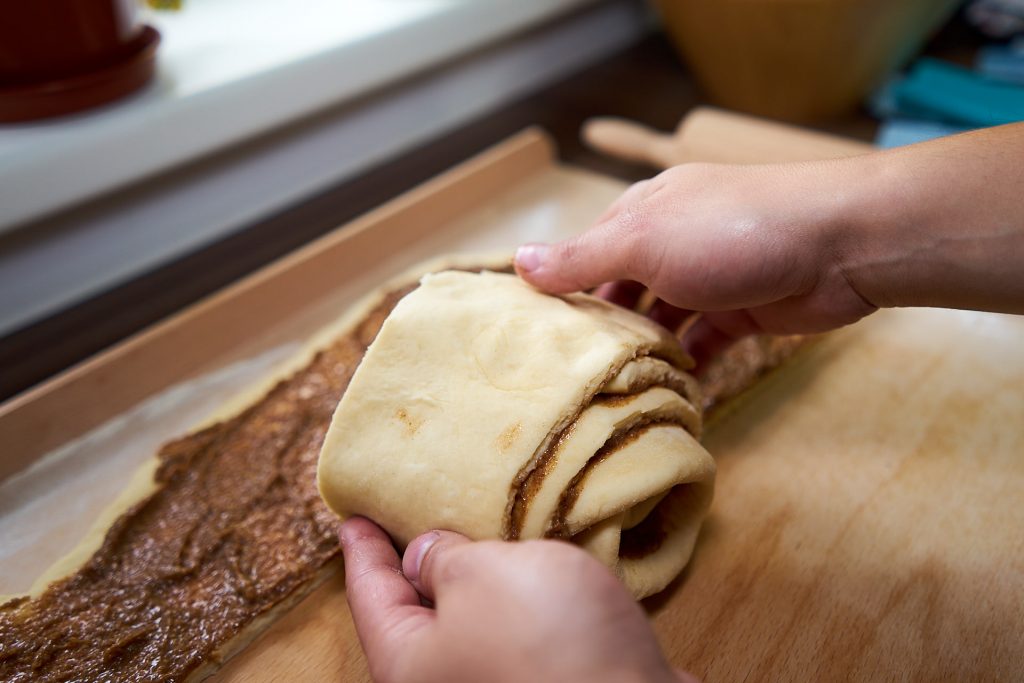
[{"xmin": 654, "ymin": 0, "xmax": 961, "ymax": 122}]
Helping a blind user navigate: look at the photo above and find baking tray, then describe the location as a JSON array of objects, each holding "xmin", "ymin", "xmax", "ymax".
[{"xmin": 3, "ymin": 112, "xmax": 1023, "ymax": 681}]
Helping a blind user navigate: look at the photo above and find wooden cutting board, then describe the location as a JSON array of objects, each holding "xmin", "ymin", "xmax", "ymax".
[
  {"xmin": 657, "ymin": 307, "xmax": 1024, "ymax": 681},
  {"xmin": 3, "ymin": 110, "xmax": 1021, "ymax": 682},
  {"xmin": 216, "ymin": 110, "xmax": 1024, "ymax": 681}
]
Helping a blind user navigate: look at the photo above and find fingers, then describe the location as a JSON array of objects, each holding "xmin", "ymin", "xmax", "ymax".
[
  {"xmin": 516, "ymin": 180, "xmax": 662, "ymax": 294},
  {"xmin": 699, "ymin": 310, "xmax": 762, "ymax": 340},
  {"xmin": 648, "ymin": 299, "xmax": 695, "ymax": 334},
  {"xmin": 339, "ymin": 517, "xmax": 430, "ymax": 664},
  {"xmin": 594, "ymin": 280, "xmax": 647, "ymax": 309},
  {"xmin": 402, "ymin": 530, "xmax": 473, "ymax": 604},
  {"xmin": 515, "ymin": 235, "xmax": 629, "ymax": 294},
  {"xmin": 681, "ymin": 319, "xmax": 735, "ymax": 373},
  {"xmin": 594, "ymin": 280, "xmax": 696, "ymax": 339},
  {"xmin": 594, "ymin": 177, "xmax": 656, "ymax": 225}
]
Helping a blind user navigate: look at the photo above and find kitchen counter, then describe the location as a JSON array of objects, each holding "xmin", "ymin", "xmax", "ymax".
[
  {"xmin": 0, "ymin": 0, "xmax": 605, "ymax": 232},
  {"xmin": 2, "ymin": 17, "xmax": 983, "ymax": 400}
]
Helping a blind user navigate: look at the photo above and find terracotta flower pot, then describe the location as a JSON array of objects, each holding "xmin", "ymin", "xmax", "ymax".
[
  {"xmin": 653, "ymin": 0, "xmax": 961, "ymax": 122},
  {"xmin": 0, "ymin": 0, "xmax": 159, "ymax": 122}
]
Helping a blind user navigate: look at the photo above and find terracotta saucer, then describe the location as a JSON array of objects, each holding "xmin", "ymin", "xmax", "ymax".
[{"xmin": 0, "ymin": 25, "xmax": 161, "ymax": 123}]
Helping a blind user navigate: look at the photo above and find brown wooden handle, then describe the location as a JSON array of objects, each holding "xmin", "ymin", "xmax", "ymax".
[
  {"xmin": 583, "ymin": 107, "xmax": 874, "ymax": 169},
  {"xmin": 581, "ymin": 117, "xmax": 678, "ymax": 169},
  {"xmin": 675, "ymin": 107, "xmax": 874, "ymax": 164}
]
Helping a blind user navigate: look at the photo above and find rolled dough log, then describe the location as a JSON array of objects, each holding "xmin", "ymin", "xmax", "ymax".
[{"xmin": 318, "ymin": 271, "xmax": 715, "ymax": 598}]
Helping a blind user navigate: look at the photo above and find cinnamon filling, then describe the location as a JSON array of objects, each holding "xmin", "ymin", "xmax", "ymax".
[
  {"xmin": 507, "ymin": 363, "xmax": 692, "ymax": 540},
  {"xmin": 0, "ymin": 285, "xmax": 416, "ymax": 683},
  {"xmin": 700, "ymin": 334, "xmax": 804, "ymax": 411},
  {"xmin": 545, "ymin": 420, "xmax": 679, "ymax": 541},
  {"xmin": 0, "ymin": 264, "xmax": 786, "ymax": 681}
]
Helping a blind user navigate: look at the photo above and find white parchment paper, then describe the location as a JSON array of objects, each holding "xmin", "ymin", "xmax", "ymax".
[
  {"xmin": 0, "ymin": 344, "xmax": 298, "ymax": 595},
  {"xmin": 0, "ymin": 165, "xmax": 626, "ymax": 597}
]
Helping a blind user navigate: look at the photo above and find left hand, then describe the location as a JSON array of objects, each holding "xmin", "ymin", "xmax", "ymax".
[{"xmin": 339, "ymin": 517, "xmax": 698, "ymax": 683}]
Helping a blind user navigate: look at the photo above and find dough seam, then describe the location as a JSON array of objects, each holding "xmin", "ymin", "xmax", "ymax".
[
  {"xmin": 549, "ymin": 419, "xmax": 682, "ymax": 538},
  {"xmin": 503, "ymin": 348, "xmax": 689, "ymax": 539}
]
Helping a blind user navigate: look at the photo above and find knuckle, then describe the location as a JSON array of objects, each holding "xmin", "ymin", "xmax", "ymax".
[
  {"xmin": 611, "ymin": 196, "xmax": 650, "ymax": 237},
  {"xmin": 613, "ymin": 204, "xmax": 666, "ymax": 285},
  {"xmin": 624, "ymin": 178, "xmax": 653, "ymax": 198},
  {"xmin": 654, "ymin": 164, "xmax": 687, "ymax": 189},
  {"xmin": 666, "ymin": 161, "xmax": 711, "ymax": 180}
]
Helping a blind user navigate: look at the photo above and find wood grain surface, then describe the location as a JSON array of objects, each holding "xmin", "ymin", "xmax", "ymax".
[
  {"xmin": 583, "ymin": 107, "xmax": 872, "ymax": 168},
  {"xmin": 212, "ymin": 307, "xmax": 1024, "ymax": 683},
  {"xmin": 217, "ymin": 111, "xmax": 1024, "ymax": 681},
  {"xmin": 651, "ymin": 307, "xmax": 1024, "ymax": 681}
]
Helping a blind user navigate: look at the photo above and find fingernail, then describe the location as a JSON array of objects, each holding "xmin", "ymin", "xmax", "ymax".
[
  {"xmin": 406, "ymin": 531, "xmax": 440, "ymax": 583},
  {"xmin": 515, "ymin": 244, "xmax": 548, "ymax": 273}
]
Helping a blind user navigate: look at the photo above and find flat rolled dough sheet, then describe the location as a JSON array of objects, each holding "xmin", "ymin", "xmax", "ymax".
[
  {"xmin": 0, "ymin": 255, "xmax": 511, "ymax": 682},
  {"xmin": 318, "ymin": 271, "xmax": 716, "ymax": 598}
]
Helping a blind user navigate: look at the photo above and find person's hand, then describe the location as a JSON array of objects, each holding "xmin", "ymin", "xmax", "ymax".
[
  {"xmin": 515, "ymin": 161, "xmax": 877, "ymax": 366},
  {"xmin": 339, "ymin": 517, "xmax": 698, "ymax": 683},
  {"xmin": 516, "ymin": 124, "xmax": 1024, "ymax": 365}
]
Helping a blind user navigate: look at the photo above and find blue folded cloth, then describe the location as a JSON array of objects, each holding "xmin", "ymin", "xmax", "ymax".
[
  {"xmin": 891, "ymin": 57, "xmax": 1024, "ymax": 127},
  {"xmin": 875, "ymin": 118, "xmax": 969, "ymax": 148}
]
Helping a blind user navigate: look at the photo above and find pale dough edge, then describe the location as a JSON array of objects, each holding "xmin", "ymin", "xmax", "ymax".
[
  {"xmin": 184, "ymin": 558, "xmax": 343, "ymax": 683},
  {"xmin": 8, "ymin": 252, "xmax": 511, "ymax": 674}
]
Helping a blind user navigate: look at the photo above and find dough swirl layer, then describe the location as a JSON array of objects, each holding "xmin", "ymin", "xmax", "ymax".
[{"xmin": 318, "ymin": 271, "xmax": 715, "ymax": 598}]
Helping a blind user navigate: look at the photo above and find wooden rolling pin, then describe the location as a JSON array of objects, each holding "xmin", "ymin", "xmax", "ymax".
[{"xmin": 582, "ymin": 107, "xmax": 872, "ymax": 168}]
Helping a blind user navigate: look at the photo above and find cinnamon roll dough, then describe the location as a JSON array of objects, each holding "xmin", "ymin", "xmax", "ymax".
[{"xmin": 318, "ymin": 270, "xmax": 715, "ymax": 598}]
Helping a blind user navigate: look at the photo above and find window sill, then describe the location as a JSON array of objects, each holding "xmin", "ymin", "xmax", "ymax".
[{"xmin": 0, "ymin": 0, "xmax": 603, "ymax": 232}]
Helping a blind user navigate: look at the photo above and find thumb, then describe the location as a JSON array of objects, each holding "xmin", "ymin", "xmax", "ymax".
[
  {"xmin": 515, "ymin": 180, "xmax": 660, "ymax": 294},
  {"xmin": 402, "ymin": 530, "xmax": 473, "ymax": 603}
]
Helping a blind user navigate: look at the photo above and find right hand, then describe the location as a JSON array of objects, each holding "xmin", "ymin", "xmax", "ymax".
[
  {"xmin": 516, "ymin": 124, "xmax": 1024, "ymax": 366},
  {"xmin": 515, "ymin": 161, "xmax": 877, "ymax": 365}
]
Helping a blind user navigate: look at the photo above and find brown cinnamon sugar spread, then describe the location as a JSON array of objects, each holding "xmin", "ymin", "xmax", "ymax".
[
  {"xmin": 545, "ymin": 421, "xmax": 672, "ymax": 540},
  {"xmin": 0, "ymin": 264, "xmax": 798, "ymax": 682},
  {"xmin": 700, "ymin": 334, "xmax": 804, "ymax": 412},
  {"xmin": 0, "ymin": 286, "xmax": 413, "ymax": 683}
]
